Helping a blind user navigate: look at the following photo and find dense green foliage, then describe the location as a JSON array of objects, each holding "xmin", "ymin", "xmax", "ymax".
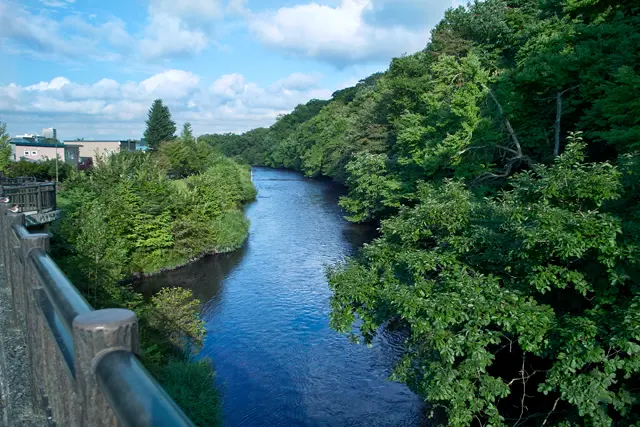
[
  {"xmin": 144, "ymin": 99, "xmax": 177, "ymax": 150},
  {"xmin": 151, "ymin": 357, "xmax": 222, "ymax": 426},
  {"xmin": 206, "ymin": 1, "xmax": 640, "ymax": 425},
  {"xmin": 5, "ymin": 159, "xmax": 74, "ymax": 181},
  {"xmin": 51, "ymin": 129, "xmax": 255, "ymax": 426},
  {"xmin": 0, "ymin": 121, "xmax": 11, "ymax": 173},
  {"xmin": 55, "ymin": 143, "xmax": 255, "ymax": 278}
]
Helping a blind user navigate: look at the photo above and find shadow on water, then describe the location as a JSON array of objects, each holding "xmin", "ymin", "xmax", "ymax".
[
  {"xmin": 137, "ymin": 245, "xmax": 248, "ymax": 315},
  {"xmin": 140, "ymin": 167, "xmax": 427, "ymax": 427}
]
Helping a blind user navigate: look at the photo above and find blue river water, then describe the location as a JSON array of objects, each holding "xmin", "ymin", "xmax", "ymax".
[{"xmin": 141, "ymin": 167, "xmax": 424, "ymax": 426}]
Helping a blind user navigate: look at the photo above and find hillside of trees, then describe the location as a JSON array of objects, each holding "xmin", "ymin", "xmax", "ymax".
[{"xmin": 204, "ymin": 0, "xmax": 640, "ymax": 425}]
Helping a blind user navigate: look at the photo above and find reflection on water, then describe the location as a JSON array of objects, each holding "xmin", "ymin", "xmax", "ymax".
[{"xmin": 141, "ymin": 168, "xmax": 424, "ymax": 427}]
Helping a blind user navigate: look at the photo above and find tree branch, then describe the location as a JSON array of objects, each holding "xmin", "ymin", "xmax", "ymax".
[
  {"xmin": 554, "ymin": 85, "xmax": 579, "ymax": 157},
  {"xmin": 485, "ymin": 86, "xmax": 523, "ymax": 157},
  {"xmin": 513, "ymin": 358, "xmax": 527, "ymax": 427},
  {"xmin": 554, "ymin": 91, "xmax": 562, "ymax": 158},
  {"xmin": 542, "ymin": 398, "xmax": 560, "ymax": 426}
]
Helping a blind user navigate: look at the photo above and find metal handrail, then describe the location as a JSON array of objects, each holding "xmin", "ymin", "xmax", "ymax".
[
  {"xmin": 0, "ymin": 176, "xmax": 38, "ymax": 185},
  {"xmin": 29, "ymin": 247, "xmax": 92, "ymax": 332},
  {"xmin": 0, "ymin": 210, "xmax": 196, "ymax": 427},
  {"xmin": 97, "ymin": 351, "xmax": 195, "ymax": 427}
]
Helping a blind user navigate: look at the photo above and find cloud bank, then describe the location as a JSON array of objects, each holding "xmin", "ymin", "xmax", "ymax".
[{"xmin": 0, "ymin": 71, "xmax": 331, "ymax": 139}]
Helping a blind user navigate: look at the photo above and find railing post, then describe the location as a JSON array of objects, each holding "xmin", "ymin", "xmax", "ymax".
[
  {"xmin": 20, "ymin": 231, "xmax": 50, "ymax": 411},
  {"xmin": 36, "ymin": 185, "xmax": 42, "ymax": 213},
  {"xmin": 73, "ymin": 309, "xmax": 139, "ymax": 426},
  {"xmin": 5, "ymin": 211, "xmax": 25, "ymax": 324},
  {"xmin": 0, "ymin": 202, "xmax": 11, "ymax": 288}
]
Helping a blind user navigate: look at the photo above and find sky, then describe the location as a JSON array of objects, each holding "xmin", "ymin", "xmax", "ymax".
[{"xmin": 0, "ymin": 0, "xmax": 463, "ymax": 140}]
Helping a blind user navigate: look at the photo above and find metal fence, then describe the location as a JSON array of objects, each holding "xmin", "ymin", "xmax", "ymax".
[
  {"xmin": 0, "ymin": 203, "xmax": 195, "ymax": 427},
  {"xmin": 0, "ymin": 176, "xmax": 38, "ymax": 185},
  {"xmin": 0, "ymin": 182, "xmax": 56, "ymax": 213}
]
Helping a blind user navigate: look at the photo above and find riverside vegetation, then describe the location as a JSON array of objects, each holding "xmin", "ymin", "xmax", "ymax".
[
  {"xmin": 203, "ymin": 0, "xmax": 640, "ymax": 425},
  {"xmin": 45, "ymin": 102, "xmax": 256, "ymax": 426}
]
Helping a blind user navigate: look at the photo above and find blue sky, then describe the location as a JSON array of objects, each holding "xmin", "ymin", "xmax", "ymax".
[{"xmin": 0, "ymin": 0, "xmax": 461, "ymax": 140}]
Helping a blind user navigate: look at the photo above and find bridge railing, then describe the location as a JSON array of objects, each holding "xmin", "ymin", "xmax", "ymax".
[
  {"xmin": 0, "ymin": 182, "xmax": 56, "ymax": 213},
  {"xmin": 0, "ymin": 203, "xmax": 195, "ymax": 427}
]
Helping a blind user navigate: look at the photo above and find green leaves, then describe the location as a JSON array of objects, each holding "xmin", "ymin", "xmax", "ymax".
[
  {"xmin": 338, "ymin": 153, "xmax": 403, "ymax": 222},
  {"xmin": 55, "ymin": 141, "xmax": 255, "ymax": 276},
  {"xmin": 147, "ymin": 287, "xmax": 205, "ymax": 349},
  {"xmin": 330, "ymin": 144, "xmax": 640, "ymax": 425},
  {"xmin": 0, "ymin": 121, "xmax": 11, "ymax": 174}
]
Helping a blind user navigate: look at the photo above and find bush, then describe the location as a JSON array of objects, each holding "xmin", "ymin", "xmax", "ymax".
[
  {"xmin": 146, "ymin": 288, "xmax": 204, "ymax": 352},
  {"xmin": 7, "ymin": 158, "xmax": 74, "ymax": 181},
  {"xmin": 56, "ymin": 147, "xmax": 255, "ymax": 276},
  {"xmin": 153, "ymin": 357, "xmax": 222, "ymax": 427}
]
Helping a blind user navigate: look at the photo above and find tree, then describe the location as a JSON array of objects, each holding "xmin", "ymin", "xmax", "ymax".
[
  {"xmin": 144, "ymin": 99, "xmax": 176, "ymax": 150},
  {"xmin": 180, "ymin": 122, "xmax": 195, "ymax": 145},
  {"xmin": 146, "ymin": 287, "xmax": 204, "ymax": 350},
  {"xmin": 0, "ymin": 121, "xmax": 12, "ymax": 173},
  {"xmin": 330, "ymin": 140, "xmax": 640, "ymax": 426}
]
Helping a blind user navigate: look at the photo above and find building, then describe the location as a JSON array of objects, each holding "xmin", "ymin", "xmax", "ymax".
[
  {"xmin": 42, "ymin": 128, "xmax": 57, "ymax": 140},
  {"xmin": 63, "ymin": 140, "xmax": 137, "ymax": 164},
  {"xmin": 10, "ymin": 141, "xmax": 80, "ymax": 166}
]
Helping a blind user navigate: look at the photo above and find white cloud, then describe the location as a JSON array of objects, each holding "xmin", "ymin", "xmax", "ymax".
[
  {"xmin": 40, "ymin": 0, "xmax": 75, "ymax": 8},
  {"xmin": 211, "ymin": 73, "xmax": 246, "ymax": 98},
  {"xmin": 0, "ymin": 71, "xmax": 334, "ymax": 139},
  {"xmin": 246, "ymin": 0, "xmax": 439, "ymax": 66},
  {"xmin": 139, "ymin": 70, "xmax": 201, "ymax": 99},
  {"xmin": 0, "ymin": 0, "xmax": 224, "ymax": 63},
  {"xmin": 0, "ymin": 0, "xmax": 132, "ymax": 62},
  {"xmin": 139, "ymin": 13, "xmax": 209, "ymax": 58},
  {"xmin": 26, "ymin": 77, "xmax": 72, "ymax": 92},
  {"xmin": 273, "ymin": 72, "xmax": 322, "ymax": 91},
  {"xmin": 139, "ymin": 0, "xmax": 226, "ymax": 59}
]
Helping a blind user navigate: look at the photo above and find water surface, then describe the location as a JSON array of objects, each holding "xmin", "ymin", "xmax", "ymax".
[{"xmin": 141, "ymin": 167, "xmax": 423, "ymax": 426}]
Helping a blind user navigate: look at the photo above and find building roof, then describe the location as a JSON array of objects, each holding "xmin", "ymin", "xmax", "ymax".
[{"xmin": 13, "ymin": 141, "xmax": 69, "ymax": 148}]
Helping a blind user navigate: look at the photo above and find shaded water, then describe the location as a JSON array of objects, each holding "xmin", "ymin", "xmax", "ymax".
[{"xmin": 140, "ymin": 167, "xmax": 423, "ymax": 426}]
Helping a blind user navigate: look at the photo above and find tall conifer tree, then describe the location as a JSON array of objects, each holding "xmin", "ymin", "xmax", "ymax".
[
  {"xmin": 144, "ymin": 99, "xmax": 176, "ymax": 150},
  {"xmin": 180, "ymin": 122, "xmax": 195, "ymax": 145}
]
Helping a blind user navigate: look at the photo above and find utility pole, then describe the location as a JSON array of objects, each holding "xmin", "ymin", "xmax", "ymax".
[{"xmin": 55, "ymin": 143, "xmax": 59, "ymax": 184}]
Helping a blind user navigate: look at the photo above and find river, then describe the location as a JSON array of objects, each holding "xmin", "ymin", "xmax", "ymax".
[{"xmin": 140, "ymin": 167, "xmax": 424, "ymax": 426}]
